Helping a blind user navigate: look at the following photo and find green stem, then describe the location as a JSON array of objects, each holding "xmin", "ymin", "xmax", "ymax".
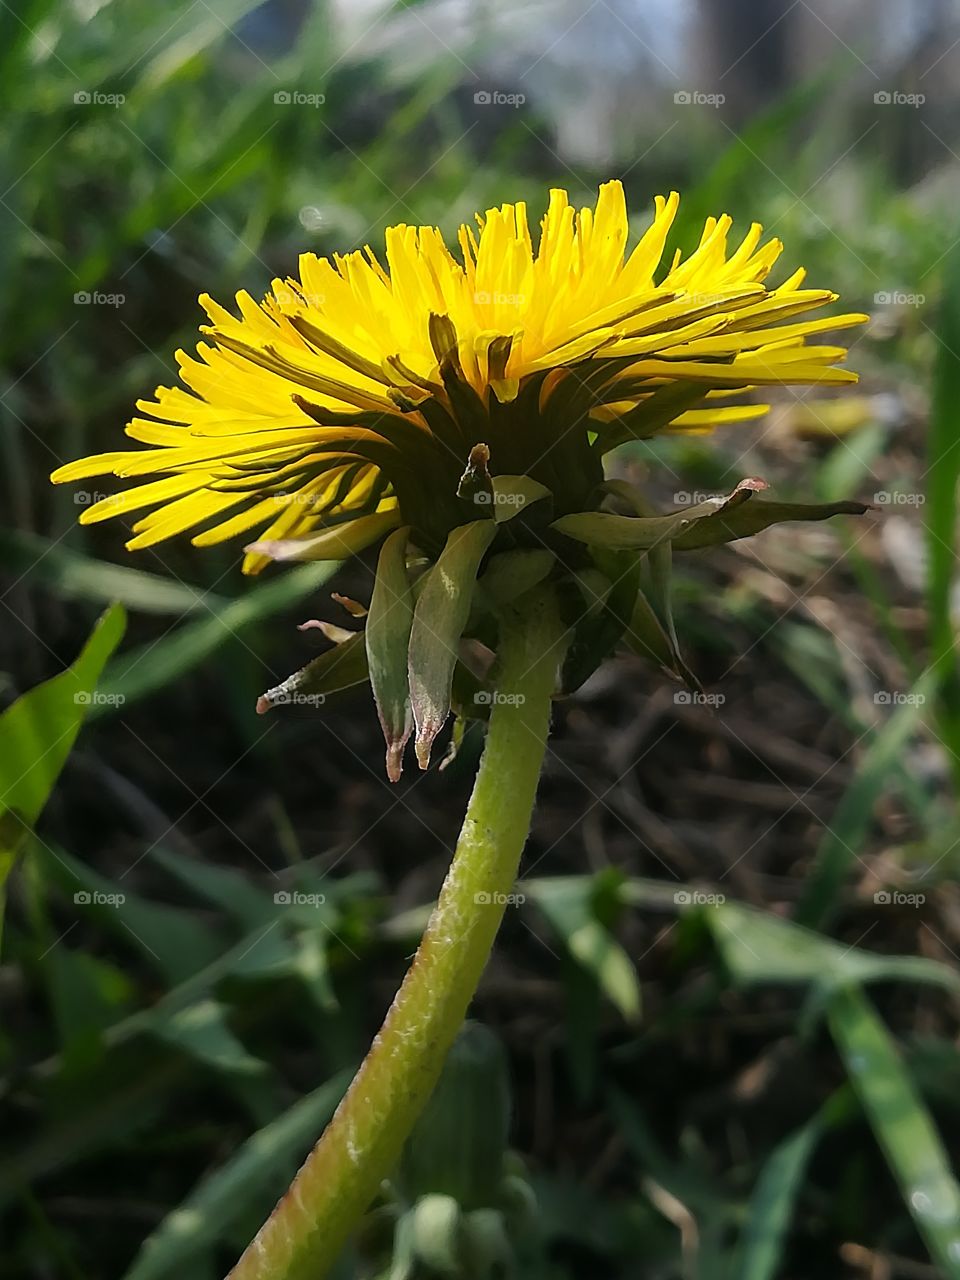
[{"xmin": 228, "ymin": 588, "xmax": 567, "ymax": 1280}]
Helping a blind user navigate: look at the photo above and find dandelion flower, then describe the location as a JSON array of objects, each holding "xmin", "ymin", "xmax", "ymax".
[
  {"xmin": 52, "ymin": 182, "xmax": 868, "ymax": 776},
  {"xmin": 63, "ymin": 191, "xmax": 871, "ymax": 1278},
  {"xmin": 52, "ymin": 181, "xmax": 865, "ymax": 571}
]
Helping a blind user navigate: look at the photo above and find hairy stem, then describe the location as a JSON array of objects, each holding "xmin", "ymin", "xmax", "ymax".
[{"xmin": 228, "ymin": 588, "xmax": 567, "ymax": 1280}]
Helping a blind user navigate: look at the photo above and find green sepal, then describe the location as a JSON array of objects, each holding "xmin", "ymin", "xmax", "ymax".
[
  {"xmin": 256, "ymin": 630, "xmax": 368, "ymax": 713},
  {"xmin": 560, "ymin": 553, "xmax": 641, "ymax": 694},
  {"xmin": 366, "ymin": 526, "xmax": 415, "ymax": 782},
  {"xmin": 598, "ymin": 477, "xmax": 658, "ymax": 516},
  {"xmin": 476, "ymin": 549, "xmax": 555, "ymax": 609},
  {"xmin": 551, "ymin": 479, "xmax": 762, "ymax": 549},
  {"xmin": 408, "ymin": 520, "xmax": 497, "ymax": 769},
  {"xmin": 552, "ymin": 479, "xmax": 868, "ymax": 552},
  {"xmin": 594, "ymin": 382, "xmax": 704, "ymax": 450},
  {"xmin": 429, "ymin": 314, "xmax": 492, "ymax": 446},
  {"xmin": 489, "ymin": 475, "xmax": 553, "ymax": 524},
  {"xmin": 671, "ymin": 495, "xmax": 870, "ymax": 549},
  {"xmin": 622, "ymin": 584, "xmax": 686, "ymax": 678},
  {"xmin": 625, "ymin": 543, "xmax": 703, "ymax": 690}
]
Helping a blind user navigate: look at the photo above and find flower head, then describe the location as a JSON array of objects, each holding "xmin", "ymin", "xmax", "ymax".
[
  {"xmin": 52, "ymin": 182, "xmax": 868, "ymax": 776},
  {"xmin": 53, "ymin": 181, "xmax": 863, "ymax": 568}
]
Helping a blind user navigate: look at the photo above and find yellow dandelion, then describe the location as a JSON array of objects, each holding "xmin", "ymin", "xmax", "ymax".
[{"xmin": 52, "ymin": 181, "xmax": 865, "ymax": 575}]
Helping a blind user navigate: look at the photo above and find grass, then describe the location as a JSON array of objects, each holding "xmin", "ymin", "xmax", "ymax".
[{"xmin": 2, "ymin": 3, "xmax": 960, "ymax": 1277}]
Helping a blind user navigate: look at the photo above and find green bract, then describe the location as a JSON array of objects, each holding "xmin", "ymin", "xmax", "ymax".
[{"xmin": 259, "ymin": 458, "xmax": 868, "ymax": 779}]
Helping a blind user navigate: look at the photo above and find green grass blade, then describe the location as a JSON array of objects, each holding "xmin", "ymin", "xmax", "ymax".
[
  {"xmin": 121, "ymin": 1069, "xmax": 352, "ymax": 1280},
  {"xmin": 734, "ymin": 1090, "xmax": 852, "ymax": 1280},
  {"xmin": 0, "ymin": 604, "xmax": 126, "ymax": 828},
  {"xmin": 828, "ymin": 986, "xmax": 960, "ymax": 1277},
  {"xmin": 0, "ymin": 603, "xmax": 125, "ymax": 947},
  {"xmin": 37, "ymin": 842, "xmax": 223, "ymax": 984},
  {"xmin": 926, "ymin": 245, "xmax": 960, "ymax": 786},
  {"xmin": 706, "ymin": 899, "xmax": 959, "ymax": 998},
  {"xmin": 524, "ymin": 877, "xmax": 642, "ymax": 1023},
  {"xmin": 0, "ymin": 530, "xmax": 228, "ymax": 614},
  {"xmin": 97, "ymin": 562, "xmax": 340, "ymax": 708},
  {"xmin": 738, "ymin": 1119, "xmax": 821, "ymax": 1280},
  {"xmin": 796, "ymin": 674, "xmax": 934, "ymax": 929}
]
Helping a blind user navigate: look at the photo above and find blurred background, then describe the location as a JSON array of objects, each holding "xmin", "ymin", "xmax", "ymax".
[{"xmin": 3, "ymin": 0, "xmax": 960, "ymax": 1277}]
